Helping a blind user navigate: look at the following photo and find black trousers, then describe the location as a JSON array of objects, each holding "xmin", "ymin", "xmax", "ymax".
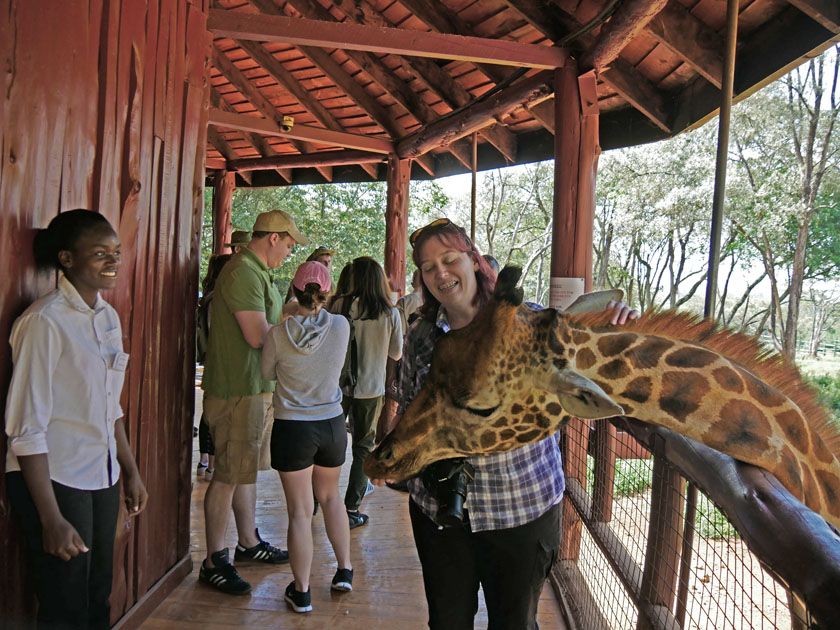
[
  {"xmin": 6, "ymin": 472, "xmax": 121, "ymax": 630},
  {"xmin": 198, "ymin": 411, "xmax": 215, "ymax": 456},
  {"xmin": 409, "ymin": 498, "xmax": 561, "ymax": 630}
]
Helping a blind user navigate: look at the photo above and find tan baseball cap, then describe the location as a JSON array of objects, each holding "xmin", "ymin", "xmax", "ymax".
[
  {"xmin": 252, "ymin": 210, "xmax": 310, "ymax": 245},
  {"xmin": 224, "ymin": 230, "xmax": 251, "ymax": 247},
  {"xmin": 308, "ymin": 246, "xmax": 335, "ymax": 259}
]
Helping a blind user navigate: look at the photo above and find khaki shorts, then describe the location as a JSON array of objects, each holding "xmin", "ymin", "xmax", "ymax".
[{"xmin": 204, "ymin": 393, "xmax": 272, "ymax": 484}]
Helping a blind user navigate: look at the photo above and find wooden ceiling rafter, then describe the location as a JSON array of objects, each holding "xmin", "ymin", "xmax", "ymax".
[
  {"xmin": 199, "ymin": 0, "xmax": 834, "ymax": 186},
  {"xmin": 212, "ymin": 44, "xmax": 335, "ymax": 180},
  {"xmin": 534, "ymin": 5, "xmax": 673, "ymax": 133},
  {"xmin": 397, "ymin": 0, "xmax": 550, "ymax": 115},
  {"xmin": 209, "ymin": 107, "xmax": 395, "ymax": 153},
  {"xmin": 499, "ymin": 0, "xmax": 671, "ymax": 133},
  {"xmin": 579, "ymin": 0, "xmax": 671, "ymax": 71},
  {"xmin": 279, "ymin": 0, "xmax": 477, "ymax": 170},
  {"xmin": 645, "ymin": 2, "xmax": 725, "ymax": 89},
  {"xmin": 787, "ymin": 0, "xmax": 840, "ymax": 33},
  {"xmin": 397, "ymin": 70, "xmax": 554, "ymax": 158},
  {"xmin": 228, "ymin": 148, "xmax": 386, "ymax": 171},
  {"xmin": 210, "ymin": 85, "xmax": 293, "ymax": 183},
  {"xmin": 207, "ymin": 8, "xmax": 570, "ymax": 68},
  {"xmin": 207, "ymin": 126, "xmax": 253, "ymax": 185},
  {"xmin": 601, "ymin": 60, "xmax": 672, "ymax": 133},
  {"xmin": 234, "ymin": 39, "xmax": 380, "ymax": 179},
  {"xmin": 328, "ymin": 0, "xmax": 518, "ymax": 164},
  {"xmin": 243, "ymin": 0, "xmax": 437, "ymax": 176}
]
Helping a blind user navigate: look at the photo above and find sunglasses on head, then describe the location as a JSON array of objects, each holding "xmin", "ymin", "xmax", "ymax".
[{"xmin": 409, "ymin": 218, "xmax": 453, "ymax": 246}]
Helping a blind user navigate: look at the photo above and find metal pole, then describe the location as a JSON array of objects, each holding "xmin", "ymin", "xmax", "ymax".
[
  {"xmin": 703, "ymin": 0, "xmax": 739, "ymax": 319},
  {"xmin": 471, "ymin": 132, "xmax": 477, "ymax": 242},
  {"xmin": 679, "ymin": 0, "xmax": 740, "ymax": 624}
]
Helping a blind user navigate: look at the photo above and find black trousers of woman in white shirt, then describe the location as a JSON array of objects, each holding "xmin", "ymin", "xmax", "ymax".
[{"xmin": 6, "ymin": 472, "xmax": 120, "ymax": 630}]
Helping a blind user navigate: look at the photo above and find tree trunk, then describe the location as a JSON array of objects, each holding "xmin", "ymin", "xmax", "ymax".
[{"xmin": 783, "ymin": 216, "xmax": 812, "ymax": 358}]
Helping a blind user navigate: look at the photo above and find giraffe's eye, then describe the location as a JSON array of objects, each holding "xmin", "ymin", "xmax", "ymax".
[{"xmin": 466, "ymin": 406, "xmax": 498, "ymax": 418}]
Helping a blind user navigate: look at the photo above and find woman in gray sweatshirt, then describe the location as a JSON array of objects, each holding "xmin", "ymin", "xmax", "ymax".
[{"xmin": 260, "ymin": 261, "xmax": 353, "ymax": 614}]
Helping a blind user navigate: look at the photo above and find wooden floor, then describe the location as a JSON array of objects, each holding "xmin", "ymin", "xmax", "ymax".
[{"xmin": 138, "ymin": 390, "xmax": 569, "ymax": 630}]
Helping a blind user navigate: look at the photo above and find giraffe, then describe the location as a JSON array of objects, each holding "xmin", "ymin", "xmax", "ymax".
[{"xmin": 365, "ymin": 267, "xmax": 840, "ymax": 532}]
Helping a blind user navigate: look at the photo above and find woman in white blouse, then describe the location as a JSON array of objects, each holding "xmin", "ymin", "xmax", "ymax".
[{"xmin": 5, "ymin": 209, "xmax": 147, "ymax": 630}]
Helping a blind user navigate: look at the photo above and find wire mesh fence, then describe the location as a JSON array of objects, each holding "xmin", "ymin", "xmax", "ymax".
[{"xmin": 553, "ymin": 418, "xmax": 815, "ymax": 630}]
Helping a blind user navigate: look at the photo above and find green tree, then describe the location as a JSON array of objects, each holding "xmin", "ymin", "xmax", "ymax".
[
  {"xmin": 728, "ymin": 47, "xmax": 840, "ymax": 357},
  {"xmin": 200, "ymin": 180, "xmax": 448, "ymax": 295}
]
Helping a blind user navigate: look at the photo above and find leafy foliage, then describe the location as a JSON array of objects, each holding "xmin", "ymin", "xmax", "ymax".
[
  {"xmin": 806, "ymin": 371, "xmax": 840, "ymax": 423},
  {"xmin": 200, "ymin": 180, "xmax": 447, "ymax": 294}
]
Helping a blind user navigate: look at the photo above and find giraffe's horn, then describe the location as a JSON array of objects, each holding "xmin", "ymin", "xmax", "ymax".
[{"xmin": 495, "ymin": 266, "xmax": 524, "ymax": 305}]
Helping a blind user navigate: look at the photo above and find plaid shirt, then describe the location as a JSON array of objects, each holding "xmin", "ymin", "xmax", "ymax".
[{"xmin": 396, "ymin": 306, "xmax": 565, "ymax": 532}]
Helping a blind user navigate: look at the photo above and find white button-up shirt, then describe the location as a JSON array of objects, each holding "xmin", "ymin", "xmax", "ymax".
[{"xmin": 5, "ymin": 275, "xmax": 127, "ymax": 490}]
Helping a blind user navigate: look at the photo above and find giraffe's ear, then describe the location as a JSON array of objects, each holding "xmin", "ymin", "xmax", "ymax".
[
  {"xmin": 540, "ymin": 368, "xmax": 624, "ymax": 419},
  {"xmin": 494, "ymin": 266, "xmax": 523, "ymax": 306}
]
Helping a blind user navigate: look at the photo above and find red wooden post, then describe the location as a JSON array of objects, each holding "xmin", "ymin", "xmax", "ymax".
[
  {"xmin": 550, "ymin": 64, "xmax": 599, "ymax": 303},
  {"xmin": 212, "ymin": 170, "xmax": 235, "ymax": 255},
  {"xmin": 552, "ymin": 63, "xmax": 600, "ymax": 561},
  {"xmin": 384, "ymin": 154, "xmax": 410, "ymax": 296}
]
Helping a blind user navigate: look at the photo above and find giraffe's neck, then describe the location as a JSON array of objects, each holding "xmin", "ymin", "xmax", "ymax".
[{"xmin": 567, "ymin": 325, "xmax": 840, "ymax": 530}]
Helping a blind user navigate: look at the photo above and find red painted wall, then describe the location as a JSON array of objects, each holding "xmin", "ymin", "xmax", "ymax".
[{"xmin": 0, "ymin": 0, "xmax": 209, "ymax": 627}]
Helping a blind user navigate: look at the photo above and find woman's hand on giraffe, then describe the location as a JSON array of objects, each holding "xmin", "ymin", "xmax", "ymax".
[{"xmin": 605, "ymin": 300, "xmax": 640, "ymax": 325}]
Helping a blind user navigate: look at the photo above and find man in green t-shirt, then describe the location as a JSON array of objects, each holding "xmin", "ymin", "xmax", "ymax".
[{"xmin": 199, "ymin": 209, "xmax": 309, "ymax": 595}]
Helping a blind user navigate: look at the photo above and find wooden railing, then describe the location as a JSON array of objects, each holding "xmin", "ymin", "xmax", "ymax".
[{"xmin": 552, "ymin": 417, "xmax": 840, "ymax": 630}]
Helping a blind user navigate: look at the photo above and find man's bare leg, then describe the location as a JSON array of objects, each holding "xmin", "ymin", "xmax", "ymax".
[
  {"xmin": 232, "ymin": 483, "xmax": 260, "ymax": 548},
  {"xmin": 203, "ymin": 478, "xmax": 237, "ymax": 566}
]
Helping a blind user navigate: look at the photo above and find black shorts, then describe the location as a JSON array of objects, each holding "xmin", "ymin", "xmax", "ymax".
[{"xmin": 270, "ymin": 414, "xmax": 347, "ymax": 472}]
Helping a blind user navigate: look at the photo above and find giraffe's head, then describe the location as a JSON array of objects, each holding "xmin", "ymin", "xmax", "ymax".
[{"xmin": 365, "ymin": 267, "xmax": 623, "ymax": 481}]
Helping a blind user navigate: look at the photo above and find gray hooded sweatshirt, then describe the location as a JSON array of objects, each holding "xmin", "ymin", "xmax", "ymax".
[{"xmin": 261, "ymin": 308, "xmax": 350, "ymax": 421}]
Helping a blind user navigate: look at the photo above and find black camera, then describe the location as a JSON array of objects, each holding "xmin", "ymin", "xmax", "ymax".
[{"xmin": 421, "ymin": 458, "xmax": 475, "ymax": 528}]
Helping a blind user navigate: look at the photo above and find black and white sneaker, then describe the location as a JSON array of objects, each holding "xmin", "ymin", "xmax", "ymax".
[
  {"xmin": 331, "ymin": 567, "xmax": 354, "ymax": 592},
  {"xmin": 198, "ymin": 549, "xmax": 252, "ymax": 595},
  {"xmin": 284, "ymin": 581, "xmax": 312, "ymax": 613},
  {"xmin": 234, "ymin": 528, "xmax": 289, "ymax": 564}
]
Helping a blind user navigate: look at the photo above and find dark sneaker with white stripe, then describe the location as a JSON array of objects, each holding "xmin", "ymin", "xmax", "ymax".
[
  {"xmin": 198, "ymin": 548, "xmax": 252, "ymax": 595},
  {"xmin": 234, "ymin": 528, "xmax": 289, "ymax": 564},
  {"xmin": 331, "ymin": 567, "xmax": 354, "ymax": 592},
  {"xmin": 284, "ymin": 581, "xmax": 312, "ymax": 613}
]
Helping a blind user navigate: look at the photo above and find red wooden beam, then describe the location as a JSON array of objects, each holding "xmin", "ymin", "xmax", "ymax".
[
  {"xmin": 208, "ymin": 9, "xmax": 569, "ymax": 69},
  {"xmin": 227, "ymin": 149, "xmax": 385, "ymax": 172},
  {"xmin": 384, "ymin": 155, "xmax": 410, "ymax": 296},
  {"xmin": 212, "ymin": 170, "xmax": 235, "ymax": 256},
  {"xmin": 209, "ymin": 108, "xmax": 394, "ymax": 154},
  {"xmin": 646, "ymin": 3, "xmax": 724, "ymax": 89},
  {"xmin": 396, "ymin": 72, "xmax": 553, "ymax": 158},
  {"xmin": 581, "ymin": 0, "xmax": 670, "ymax": 71},
  {"xmin": 205, "ymin": 158, "xmax": 227, "ymax": 170}
]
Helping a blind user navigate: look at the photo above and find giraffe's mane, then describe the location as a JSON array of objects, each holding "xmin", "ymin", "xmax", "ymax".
[{"xmin": 567, "ymin": 308, "xmax": 840, "ymax": 456}]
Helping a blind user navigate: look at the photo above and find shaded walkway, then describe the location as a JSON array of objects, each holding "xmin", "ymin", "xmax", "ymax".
[{"xmin": 138, "ymin": 389, "xmax": 568, "ymax": 629}]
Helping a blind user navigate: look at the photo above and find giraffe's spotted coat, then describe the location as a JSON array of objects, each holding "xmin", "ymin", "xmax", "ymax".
[
  {"xmin": 596, "ymin": 333, "xmax": 638, "ymax": 357},
  {"xmin": 712, "ymin": 366, "xmax": 744, "ymax": 393},
  {"xmin": 665, "ymin": 346, "xmax": 719, "ymax": 369},
  {"xmin": 621, "ymin": 376, "xmax": 653, "ymax": 403},
  {"xmin": 628, "ymin": 337, "xmax": 675, "ymax": 369},
  {"xmin": 366, "ymin": 298, "xmax": 840, "ymax": 531},
  {"xmin": 598, "ymin": 358, "xmax": 632, "ymax": 380},
  {"xmin": 659, "ymin": 371, "xmax": 710, "ymax": 422}
]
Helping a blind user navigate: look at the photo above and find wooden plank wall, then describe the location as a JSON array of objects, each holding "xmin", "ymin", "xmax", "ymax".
[{"xmin": 0, "ymin": 1, "xmax": 210, "ymax": 628}]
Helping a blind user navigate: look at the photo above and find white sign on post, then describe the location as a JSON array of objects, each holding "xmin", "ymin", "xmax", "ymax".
[{"xmin": 549, "ymin": 277, "xmax": 585, "ymax": 311}]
